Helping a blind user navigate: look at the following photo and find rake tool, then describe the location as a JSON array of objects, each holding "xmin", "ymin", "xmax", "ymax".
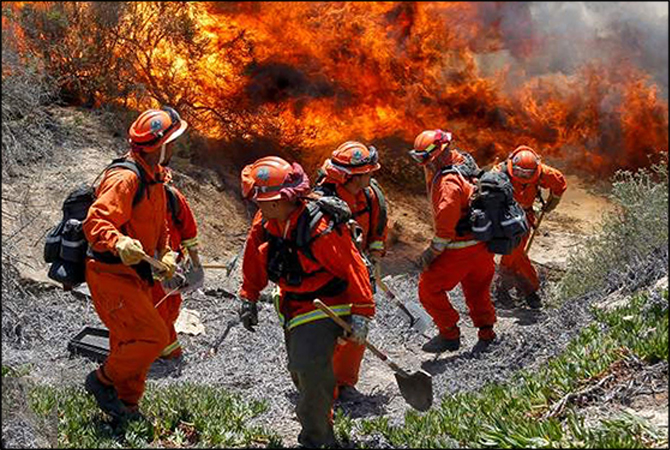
[{"xmin": 314, "ymin": 299, "xmax": 433, "ymax": 412}]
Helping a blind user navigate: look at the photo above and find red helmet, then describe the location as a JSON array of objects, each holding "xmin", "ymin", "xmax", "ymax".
[
  {"xmin": 128, "ymin": 106, "xmax": 188, "ymax": 151},
  {"xmin": 322, "ymin": 141, "xmax": 380, "ymax": 184},
  {"xmin": 507, "ymin": 145, "xmax": 541, "ymax": 183},
  {"xmin": 409, "ymin": 129, "xmax": 453, "ymax": 165},
  {"xmin": 241, "ymin": 156, "xmax": 310, "ymax": 202}
]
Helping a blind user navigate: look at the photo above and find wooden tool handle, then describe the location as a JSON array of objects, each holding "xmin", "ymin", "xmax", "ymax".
[
  {"xmin": 141, "ymin": 254, "xmax": 168, "ymax": 272},
  {"xmin": 525, "ymin": 209, "xmax": 546, "ymax": 253},
  {"xmin": 202, "ymin": 263, "xmax": 230, "ymax": 269},
  {"xmin": 313, "ymin": 299, "xmax": 399, "ymax": 370}
]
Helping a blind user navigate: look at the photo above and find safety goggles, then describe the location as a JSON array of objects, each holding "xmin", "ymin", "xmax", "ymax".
[
  {"xmin": 408, "ymin": 143, "xmax": 438, "ymax": 164},
  {"xmin": 512, "ymin": 165, "xmax": 537, "ymax": 180}
]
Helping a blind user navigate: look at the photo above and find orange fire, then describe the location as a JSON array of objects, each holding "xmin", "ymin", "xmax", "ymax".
[{"xmin": 3, "ymin": 2, "xmax": 668, "ymax": 176}]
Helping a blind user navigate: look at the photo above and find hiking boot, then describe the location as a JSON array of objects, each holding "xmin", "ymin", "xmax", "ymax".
[
  {"xmin": 335, "ymin": 385, "xmax": 360, "ymax": 402},
  {"xmin": 421, "ymin": 333, "xmax": 460, "ymax": 353},
  {"xmin": 494, "ymin": 288, "xmax": 515, "ymax": 310},
  {"xmin": 525, "ymin": 291, "xmax": 542, "ymax": 309},
  {"xmin": 120, "ymin": 401, "xmax": 144, "ymax": 422},
  {"xmin": 472, "ymin": 326, "xmax": 497, "ymax": 354},
  {"xmin": 84, "ymin": 370, "xmax": 127, "ymax": 420}
]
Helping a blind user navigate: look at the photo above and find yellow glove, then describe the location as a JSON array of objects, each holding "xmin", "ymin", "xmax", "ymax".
[
  {"xmin": 158, "ymin": 250, "xmax": 178, "ymax": 280},
  {"xmin": 115, "ymin": 235, "xmax": 145, "ymax": 266}
]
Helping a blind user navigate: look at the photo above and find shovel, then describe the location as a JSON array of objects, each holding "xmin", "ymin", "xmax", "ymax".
[
  {"xmin": 375, "ymin": 265, "xmax": 431, "ymax": 337},
  {"xmin": 313, "ymin": 299, "xmax": 433, "ymax": 412}
]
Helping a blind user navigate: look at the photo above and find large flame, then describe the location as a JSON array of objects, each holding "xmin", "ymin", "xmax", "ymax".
[{"xmin": 3, "ymin": 2, "xmax": 668, "ymax": 176}]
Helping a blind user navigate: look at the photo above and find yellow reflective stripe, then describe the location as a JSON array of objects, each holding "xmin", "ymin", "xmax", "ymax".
[
  {"xmin": 287, "ymin": 304, "xmax": 352, "ymax": 330},
  {"xmin": 368, "ymin": 241, "xmax": 384, "ymax": 250},
  {"xmin": 445, "ymin": 240, "xmax": 480, "ymax": 249},
  {"xmin": 161, "ymin": 340, "xmax": 181, "ymax": 356},
  {"xmin": 181, "ymin": 237, "xmax": 199, "ymax": 248},
  {"xmin": 272, "ymin": 286, "xmax": 284, "ymax": 325}
]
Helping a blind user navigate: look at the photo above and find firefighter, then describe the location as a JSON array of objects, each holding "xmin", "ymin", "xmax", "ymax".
[
  {"xmin": 409, "ymin": 129, "xmax": 497, "ymax": 353},
  {"xmin": 238, "ymin": 156, "xmax": 375, "ymax": 448},
  {"xmin": 315, "ymin": 141, "xmax": 388, "ymax": 398},
  {"xmin": 82, "ymin": 107, "xmax": 186, "ymax": 420},
  {"xmin": 150, "ymin": 177, "xmax": 204, "ymax": 362},
  {"xmin": 492, "ymin": 146, "xmax": 567, "ymax": 308}
]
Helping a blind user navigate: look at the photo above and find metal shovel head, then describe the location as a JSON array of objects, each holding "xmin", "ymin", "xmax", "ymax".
[
  {"xmin": 403, "ymin": 301, "xmax": 432, "ymax": 335},
  {"xmin": 394, "ymin": 369, "xmax": 433, "ymax": 412}
]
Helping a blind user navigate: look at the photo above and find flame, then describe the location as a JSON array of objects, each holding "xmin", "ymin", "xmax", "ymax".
[{"xmin": 3, "ymin": 2, "xmax": 668, "ymax": 176}]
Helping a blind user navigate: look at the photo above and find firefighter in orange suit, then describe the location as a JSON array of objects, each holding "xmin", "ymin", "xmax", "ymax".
[
  {"xmin": 409, "ymin": 129, "xmax": 497, "ymax": 353},
  {"xmin": 83, "ymin": 107, "xmax": 187, "ymax": 420},
  {"xmin": 150, "ymin": 177, "xmax": 203, "ymax": 361},
  {"xmin": 492, "ymin": 146, "xmax": 567, "ymax": 308},
  {"xmin": 315, "ymin": 141, "xmax": 388, "ymax": 398},
  {"xmin": 238, "ymin": 156, "xmax": 375, "ymax": 448}
]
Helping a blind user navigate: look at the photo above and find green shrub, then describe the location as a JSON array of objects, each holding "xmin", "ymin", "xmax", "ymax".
[{"xmin": 558, "ymin": 155, "xmax": 668, "ymax": 299}]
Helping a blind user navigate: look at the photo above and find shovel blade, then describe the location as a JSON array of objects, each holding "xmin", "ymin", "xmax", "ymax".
[
  {"xmin": 403, "ymin": 302, "xmax": 432, "ymax": 335},
  {"xmin": 395, "ymin": 369, "xmax": 433, "ymax": 412}
]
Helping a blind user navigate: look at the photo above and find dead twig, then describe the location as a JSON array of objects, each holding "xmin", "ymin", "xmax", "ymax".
[{"xmin": 542, "ymin": 374, "xmax": 615, "ymax": 419}]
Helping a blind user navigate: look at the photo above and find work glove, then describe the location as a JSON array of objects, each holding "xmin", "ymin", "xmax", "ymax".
[
  {"xmin": 544, "ymin": 194, "xmax": 561, "ymax": 214},
  {"xmin": 182, "ymin": 263, "xmax": 205, "ymax": 293},
  {"xmin": 239, "ymin": 299, "xmax": 258, "ymax": 332},
  {"xmin": 416, "ymin": 245, "xmax": 439, "ymax": 271},
  {"xmin": 347, "ymin": 314, "xmax": 370, "ymax": 345},
  {"xmin": 115, "ymin": 235, "xmax": 145, "ymax": 266},
  {"xmin": 157, "ymin": 250, "xmax": 178, "ymax": 280}
]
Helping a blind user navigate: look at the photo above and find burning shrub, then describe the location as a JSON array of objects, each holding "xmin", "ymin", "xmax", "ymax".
[{"xmin": 558, "ymin": 153, "xmax": 669, "ymax": 299}]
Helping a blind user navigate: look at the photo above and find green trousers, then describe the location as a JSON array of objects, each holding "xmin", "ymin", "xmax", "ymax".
[{"xmin": 284, "ymin": 318, "xmax": 345, "ymax": 448}]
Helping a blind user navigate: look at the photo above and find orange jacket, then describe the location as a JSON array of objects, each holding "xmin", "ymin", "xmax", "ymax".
[
  {"xmin": 84, "ymin": 152, "xmax": 169, "ymax": 263},
  {"xmin": 240, "ymin": 202, "xmax": 375, "ymax": 326},
  {"xmin": 429, "ymin": 151, "xmax": 479, "ymax": 245},
  {"xmin": 494, "ymin": 162, "xmax": 568, "ymax": 212},
  {"xmin": 318, "ymin": 177, "xmax": 388, "ymax": 254}
]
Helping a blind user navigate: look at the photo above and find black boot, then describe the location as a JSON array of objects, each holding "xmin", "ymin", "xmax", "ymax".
[
  {"xmin": 421, "ymin": 333, "xmax": 460, "ymax": 353},
  {"xmin": 494, "ymin": 287, "xmax": 515, "ymax": 310},
  {"xmin": 84, "ymin": 370, "xmax": 128, "ymax": 420},
  {"xmin": 525, "ymin": 291, "xmax": 542, "ymax": 309}
]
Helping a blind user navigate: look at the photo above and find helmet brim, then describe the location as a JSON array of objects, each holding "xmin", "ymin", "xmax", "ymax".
[{"xmin": 164, "ymin": 120, "xmax": 188, "ymax": 145}]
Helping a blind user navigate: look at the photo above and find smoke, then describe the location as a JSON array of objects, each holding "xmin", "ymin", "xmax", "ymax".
[{"xmin": 478, "ymin": 2, "xmax": 669, "ymax": 97}]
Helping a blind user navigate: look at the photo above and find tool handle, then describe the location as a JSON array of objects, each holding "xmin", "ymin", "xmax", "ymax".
[
  {"xmin": 202, "ymin": 263, "xmax": 229, "ymax": 269},
  {"xmin": 313, "ymin": 300, "xmax": 408, "ymax": 376},
  {"xmin": 375, "ymin": 268, "xmax": 419, "ymax": 323},
  {"xmin": 141, "ymin": 254, "xmax": 169, "ymax": 272},
  {"xmin": 525, "ymin": 209, "xmax": 546, "ymax": 253}
]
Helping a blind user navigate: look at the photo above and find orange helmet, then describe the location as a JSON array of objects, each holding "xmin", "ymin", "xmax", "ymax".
[
  {"xmin": 409, "ymin": 129, "xmax": 453, "ymax": 165},
  {"xmin": 241, "ymin": 156, "xmax": 311, "ymax": 202},
  {"xmin": 128, "ymin": 106, "xmax": 188, "ymax": 151},
  {"xmin": 507, "ymin": 145, "xmax": 541, "ymax": 183},
  {"xmin": 322, "ymin": 141, "xmax": 380, "ymax": 184}
]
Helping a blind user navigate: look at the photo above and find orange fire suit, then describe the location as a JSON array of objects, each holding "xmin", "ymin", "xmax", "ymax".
[
  {"xmin": 494, "ymin": 162, "xmax": 568, "ymax": 295},
  {"xmin": 240, "ymin": 201, "xmax": 374, "ymax": 445},
  {"xmin": 150, "ymin": 182, "xmax": 199, "ymax": 359},
  {"xmin": 419, "ymin": 150, "xmax": 496, "ymax": 341},
  {"xmin": 83, "ymin": 151, "xmax": 170, "ymax": 407},
  {"xmin": 316, "ymin": 176, "xmax": 388, "ymax": 390}
]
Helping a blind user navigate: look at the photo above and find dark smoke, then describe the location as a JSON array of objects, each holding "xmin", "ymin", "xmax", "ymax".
[{"xmin": 478, "ymin": 2, "xmax": 669, "ymax": 98}]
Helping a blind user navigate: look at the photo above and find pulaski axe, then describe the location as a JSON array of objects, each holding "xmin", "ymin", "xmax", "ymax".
[
  {"xmin": 314, "ymin": 299, "xmax": 433, "ymax": 412},
  {"xmin": 374, "ymin": 264, "xmax": 431, "ymax": 337}
]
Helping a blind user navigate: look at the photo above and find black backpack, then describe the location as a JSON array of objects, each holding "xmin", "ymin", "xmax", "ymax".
[
  {"xmin": 432, "ymin": 151, "xmax": 528, "ymax": 255},
  {"xmin": 44, "ymin": 157, "xmax": 148, "ymax": 290},
  {"xmin": 468, "ymin": 171, "xmax": 529, "ymax": 255}
]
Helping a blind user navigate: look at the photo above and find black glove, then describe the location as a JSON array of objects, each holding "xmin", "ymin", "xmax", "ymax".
[
  {"xmin": 544, "ymin": 195, "xmax": 561, "ymax": 213},
  {"xmin": 239, "ymin": 299, "xmax": 258, "ymax": 332}
]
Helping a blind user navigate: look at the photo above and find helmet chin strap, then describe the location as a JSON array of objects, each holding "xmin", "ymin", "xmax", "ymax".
[{"xmin": 159, "ymin": 143, "xmax": 168, "ymax": 166}]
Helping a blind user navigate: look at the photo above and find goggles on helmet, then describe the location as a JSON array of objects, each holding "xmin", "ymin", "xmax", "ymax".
[
  {"xmin": 332, "ymin": 145, "xmax": 379, "ymax": 170},
  {"xmin": 408, "ymin": 143, "xmax": 439, "ymax": 164}
]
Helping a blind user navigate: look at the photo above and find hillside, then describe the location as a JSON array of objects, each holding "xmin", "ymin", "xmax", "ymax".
[{"xmin": 3, "ymin": 105, "xmax": 667, "ymax": 448}]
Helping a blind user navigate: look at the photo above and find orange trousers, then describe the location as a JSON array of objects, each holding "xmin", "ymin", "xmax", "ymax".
[
  {"xmin": 418, "ymin": 243, "xmax": 496, "ymax": 340},
  {"xmin": 332, "ymin": 340, "xmax": 365, "ymax": 391},
  {"xmin": 499, "ymin": 232, "xmax": 539, "ymax": 296},
  {"xmin": 86, "ymin": 261, "xmax": 169, "ymax": 406},
  {"xmin": 151, "ymin": 283, "xmax": 183, "ymax": 358}
]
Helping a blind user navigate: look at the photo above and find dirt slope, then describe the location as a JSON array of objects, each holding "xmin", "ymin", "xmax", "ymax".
[{"xmin": 5, "ymin": 106, "xmax": 666, "ymax": 447}]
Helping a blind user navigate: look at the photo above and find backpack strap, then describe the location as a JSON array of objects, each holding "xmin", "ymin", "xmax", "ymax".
[
  {"xmin": 165, "ymin": 184, "xmax": 182, "ymax": 226},
  {"xmin": 367, "ymin": 178, "xmax": 388, "ymax": 238},
  {"xmin": 106, "ymin": 158, "xmax": 148, "ymax": 206}
]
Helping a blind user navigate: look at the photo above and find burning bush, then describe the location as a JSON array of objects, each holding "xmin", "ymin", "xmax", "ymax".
[{"xmin": 2, "ymin": 2, "xmax": 668, "ymax": 184}]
